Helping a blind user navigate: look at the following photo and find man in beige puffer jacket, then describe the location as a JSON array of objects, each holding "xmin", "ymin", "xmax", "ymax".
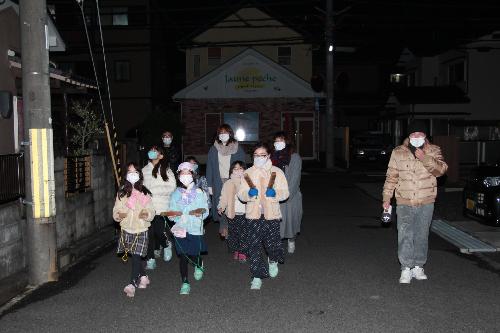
[{"xmin": 382, "ymin": 120, "xmax": 448, "ymax": 284}]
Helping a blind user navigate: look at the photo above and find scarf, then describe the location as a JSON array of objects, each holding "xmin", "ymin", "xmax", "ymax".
[
  {"xmin": 214, "ymin": 141, "xmax": 238, "ymax": 156},
  {"xmin": 177, "ymin": 185, "xmax": 198, "ymax": 206},
  {"xmin": 271, "ymin": 147, "xmax": 291, "ymax": 172},
  {"xmin": 126, "ymin": 189, "xmax": 151, "ymax": 210}
]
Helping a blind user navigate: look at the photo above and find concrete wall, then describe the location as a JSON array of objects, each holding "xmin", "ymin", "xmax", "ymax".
[{"xmin": 0, "ymin": 154, "xmax": 116, "ymax": 305}]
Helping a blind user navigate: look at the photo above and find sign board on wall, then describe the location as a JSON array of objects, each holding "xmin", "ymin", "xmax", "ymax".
[{"xmin": 174, "ymin": 48, "xmax": 317, "ymax": 99}]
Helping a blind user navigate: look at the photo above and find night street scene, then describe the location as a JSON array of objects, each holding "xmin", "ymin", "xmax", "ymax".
[{"xmin": 1, "ymin": 0, "xmax": 500, "ymax": 332}]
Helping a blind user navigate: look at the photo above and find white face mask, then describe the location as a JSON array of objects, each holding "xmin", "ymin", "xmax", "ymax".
[
  {"xmin": 253, "ymin": 156, "xmax": 268, "ymax": 168},
  {"xmin": 219, "ymin": 133, "xmax": 230, "ymax": 143},
  {"xmin": 163, "ymin": 137, "xmax": 172, "ymax": 145},
  {"xmin": 179, "ymin": 174, "xmax": 193, "ymax": 187},
  {"xmin": 274, "ymin": 141, "xmax": 286, "ymax": 151},
  {"xmin": 126, "ymin": 172, "xmax": 140, "ymax": 185},
  {"xmin": 410, "ymin": 137, "xmax": 425, "ymax": 148}
]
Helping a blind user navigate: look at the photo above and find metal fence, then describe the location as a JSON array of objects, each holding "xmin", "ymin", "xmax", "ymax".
[
  {"xmin": 64, "ymin": 155, "xmax": 91, "ymax": 196},
  {"xmin": 0, "ymin": 154, "xmax": 25, "ymax": 204}
]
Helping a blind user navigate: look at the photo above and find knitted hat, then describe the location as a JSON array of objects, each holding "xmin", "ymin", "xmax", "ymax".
[
  {"xmin": 177, "ymin": 162, "xmax": 194, "ymax": 173},
  {"xmin": 407, "ymin": 120, "xmax": 428, "ymax": 136}
]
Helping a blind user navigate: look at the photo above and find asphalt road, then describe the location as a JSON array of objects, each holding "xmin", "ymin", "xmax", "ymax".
[{"xmin": 1, "ymin": 173, "xmax": 500, "ymax": 332}]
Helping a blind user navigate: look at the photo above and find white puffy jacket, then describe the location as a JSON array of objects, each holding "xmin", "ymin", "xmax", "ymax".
[{"xmin": 142, "ymin": 162, "xmax": 177, "ymax": 214}]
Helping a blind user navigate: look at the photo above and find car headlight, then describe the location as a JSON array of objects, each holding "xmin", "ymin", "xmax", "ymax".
[
  {"xmin": 357, "ymin": 149, "xmax": 365, "ymax": 155},
  {"xmin": 483, "ymin": 176, "xmax": 500, "ymax": 187}
]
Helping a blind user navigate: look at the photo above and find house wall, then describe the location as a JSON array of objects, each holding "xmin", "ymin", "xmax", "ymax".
[
  {"xmin": 186, "ymin": 44, "xmax": 312, "ymax": 84},
  {"xmin": 181, "ymin": 98, "xmax": 315, "ymax": 161},
  {"xmin": 0, "ymin": 154, "xmax": 116, "ymax": 305},
  {"xmin": 414, "ymin": 48, "xmax": 500, "ymax": 121},
  {"xmin": 185, "ymin": 7, "xmax": 312, "ymax": 84},
  {"xmin": 0, "ymin": 7, "xmax": 20, "ymax": 155}
]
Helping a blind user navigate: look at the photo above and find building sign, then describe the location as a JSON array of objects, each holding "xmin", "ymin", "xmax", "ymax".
[
  {"xmin": 225, "ymin": 66, "xmax": 277, "ymax": 91},
  {"xmin": 174, "ymin": 48, "xmax": 316, "ymax": 99}
]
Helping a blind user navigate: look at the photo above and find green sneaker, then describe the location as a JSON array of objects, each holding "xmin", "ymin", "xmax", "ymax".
[
  {"xmin": 250, "ymin": 277, "xmax": 262, "ymax": 290},
  {"xmin": 180, "ymin": 282, "xmax": 190, "ymax": 295},
  {"xmin": 194, "ymin": 264, "xmax": 204, "ymax": 281},
  {"xmin": 269, "ymin": 260, "xmax": 279, "ymax": 278}
]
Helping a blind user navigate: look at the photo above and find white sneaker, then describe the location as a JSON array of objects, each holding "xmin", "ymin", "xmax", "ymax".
[
  {"xmin": 287, "ymin": 239, "xmax": 296, "ymax": 254},
  {"xmin": 411, "ymin": 266, "xmax": 428, "ymax": 280},
  {"xmin": 399, "ymin": 267, "xmax": 412, "ymax": 284}
]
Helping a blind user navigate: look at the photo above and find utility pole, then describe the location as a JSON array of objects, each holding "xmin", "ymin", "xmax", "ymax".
[
  {"xmin": 325, "ymin": 0, "xmax": 335, "ymax": 168},
  {"xmin": 20, "ymin": 0, "xmax": 58, "ymax": 285}
]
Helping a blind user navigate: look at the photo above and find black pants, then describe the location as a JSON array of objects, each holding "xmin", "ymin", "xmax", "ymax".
[
  {"xmin": 245, "ymin": 218, "xmax": 284, "ymax": 278},
  {"xmin": 131, "ymin": 254, "xmax": 146, "ymax": 286},
  {"xmin": 147, "ymin": 215, "xmax": 168, "ymax": 260},
  {"xmin": 179, "ymin": 255, "xmax": 203, "ymax": 282}
]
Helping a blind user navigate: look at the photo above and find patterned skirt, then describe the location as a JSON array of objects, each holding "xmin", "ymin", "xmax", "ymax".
[{"xmin": 117, "ymin": 230, "xmax": 148, "ymax": 257}]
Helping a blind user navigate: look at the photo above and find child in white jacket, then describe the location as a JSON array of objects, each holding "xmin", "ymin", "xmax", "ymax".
[{"xmin": 142, "ymin": 146, "xmax": 177, "ymax": 269}]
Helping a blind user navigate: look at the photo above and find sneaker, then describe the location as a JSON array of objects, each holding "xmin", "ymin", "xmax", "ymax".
[
  {"xmin": 138, "ymin": 275, "xmax": 150, "ymax": 289},
  {"xmin": 269, "ymin": 260, "xmax": 279, "ymax": 278},
  {"xmin": 287, "ymin": 239, "xmax": 296, "ymax": 254},
  {"xmin": 154, "ymin": 248, "xmax": 161, "ymax": 258},
  {"xmin": 250, "ymin": 277, "xmax": 262, "ymax": 290},
  {"xmin": 399, "ymin": 267, "xmax": 412, "ymax": 284},
  {"xmin": 180, "ymin": 282, "xmax": 191, "ymax": 295},
  {"xmin": 146, "ymin": 258, "xmax": 156, "ymax": 270},
  {"xmin": 163, "ymin": 242, "xmax": 173, "ymax": 262},
  {"xmin": 238, "ymin": 253, "xmax": 247, "ymax": 263},
  {"xmin": 233, "ymin": 251, "xmax": 239, "ymax": 260},
  {"xmin": 194, "ymin": 264, "xmax": 204, "ymax": 281},
  {"xmin": 411, "ymin": 266, "xmax": 428, "ymax": 280},
  {"xmin": 123, "ymin": 284, "xmax": 136, "ymax": 297}
]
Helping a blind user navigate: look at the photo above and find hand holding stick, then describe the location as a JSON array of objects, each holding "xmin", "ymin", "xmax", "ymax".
[
  {"xmin": 189, "ymin": 208, "xmax": 206, "ymax": 216},
  {"xmin": 164, "ymin": 211, "xmax": 183, "ymax": 217}
]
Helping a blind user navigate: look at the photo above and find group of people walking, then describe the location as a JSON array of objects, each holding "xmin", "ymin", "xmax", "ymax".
[
  {"xmin": 112, "ymin": 126, "xmax": 303, "ymax": 296},
  {"xmin": 112, "ymin": 119, "xmax": 449, "ymax": 297}
]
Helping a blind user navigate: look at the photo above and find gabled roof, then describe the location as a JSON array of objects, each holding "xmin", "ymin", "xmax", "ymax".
[
  {"xmin": 177, "ymin": 2, "xmax": 310, "ymax": 48},
  {"xmin": 173, "ymin": 48, "xmax": 316, "ymax": 99},
  {"xmin": 0, "ymin": 0, "xmax": 65, "ymax": 51}
]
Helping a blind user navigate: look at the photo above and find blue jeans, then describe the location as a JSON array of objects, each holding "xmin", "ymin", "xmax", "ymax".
[{"xmin": 396, "ymin": 204, "xmax": 434, "ymax": 269}]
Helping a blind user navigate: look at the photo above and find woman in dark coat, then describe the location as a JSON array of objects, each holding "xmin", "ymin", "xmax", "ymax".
[
  {"xmin": 206, "ymin": 124, "xmax": 246, "ymax": 236},
  {"xmin": 271, "ymin": 131, "xmax": 303, "ymax": 254}
]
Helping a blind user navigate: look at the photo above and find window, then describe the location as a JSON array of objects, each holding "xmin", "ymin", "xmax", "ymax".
[
  {"xmin": 205, "ymin": 113, "xmax": 221, "ymax": 144},
  {"xmin": 224, "ymin": 112, "xmax": 259, "ymax": 142},
  {"xmin": 448, "ymin": 61, "xmax": 465, "ymax": 85},
  {"xmin": 207, "ymin": 47, "xmax": 222, "ymax": 66},
  {"xmin": 193, "ymin": 55, "xmax": 200, "ymax": 78},
  {"xmin": 114, "ymin": 61, "xmax": 130, "ymax": 82},
  {"xmin": 100, "ymin": 7, "xmax": 128, "ymax": 26},
  {"xmin": 64, "ymin": 156, "xmax": 91, "ymax": 196},
  {"xmin": 278, "ymin": 47, "xmax": 291, "ymax": 66},
  {"xmin": 390, "ymin": 73, "xmax": 405, "ymax": 83}
]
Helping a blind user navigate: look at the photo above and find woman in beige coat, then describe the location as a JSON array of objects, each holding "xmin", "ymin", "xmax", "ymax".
[{"xmin": 238, "ymin": 143, "xmax": 289, "ymax": 290}]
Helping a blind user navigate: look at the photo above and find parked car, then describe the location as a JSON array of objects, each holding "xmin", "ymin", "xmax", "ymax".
[
  {"xmin": 463, "ymin": 164, "xmax": 500, "ymax": 226},
  {"xmin": 351, "ymin": 132, "xmax": 393, "ymax": 163}
]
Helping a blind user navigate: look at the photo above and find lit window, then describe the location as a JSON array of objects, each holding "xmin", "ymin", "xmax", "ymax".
[
  {"xmin": 113, "ymin": 7, "xmax": 128, "ymax": 26},
  {"xmin": 390, "ymin": 73, "xmax": 405, "ymax": 83},
  {"xmin": 208, "ymin": 47, "xmax": 222, "ymax": 66},
  {"xmin": 224, "ymin": 112, "xmax": 259, "ymax": 142},
  {"xmin": 278, "ymin": 47, "xmax": 291, "ymax": 66}
]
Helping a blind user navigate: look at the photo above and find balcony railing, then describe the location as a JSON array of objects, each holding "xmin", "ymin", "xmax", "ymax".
[{"xmin": 0, "ymin": 154, "xmax": 25, "ymax": 204}]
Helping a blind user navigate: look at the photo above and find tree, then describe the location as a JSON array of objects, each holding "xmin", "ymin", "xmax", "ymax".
[{"xmin": 69, "ymin": 100, "xmax": 104, "ymax": 156}]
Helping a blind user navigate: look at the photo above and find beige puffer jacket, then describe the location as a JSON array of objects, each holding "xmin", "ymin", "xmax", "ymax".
[
  {"xmin": 382, "ymin": 139, "xmax": 448, "ymax": 206},
  {"xmin": 112, "ymin": 192, "xmax": 155, "ymax": 234}
]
